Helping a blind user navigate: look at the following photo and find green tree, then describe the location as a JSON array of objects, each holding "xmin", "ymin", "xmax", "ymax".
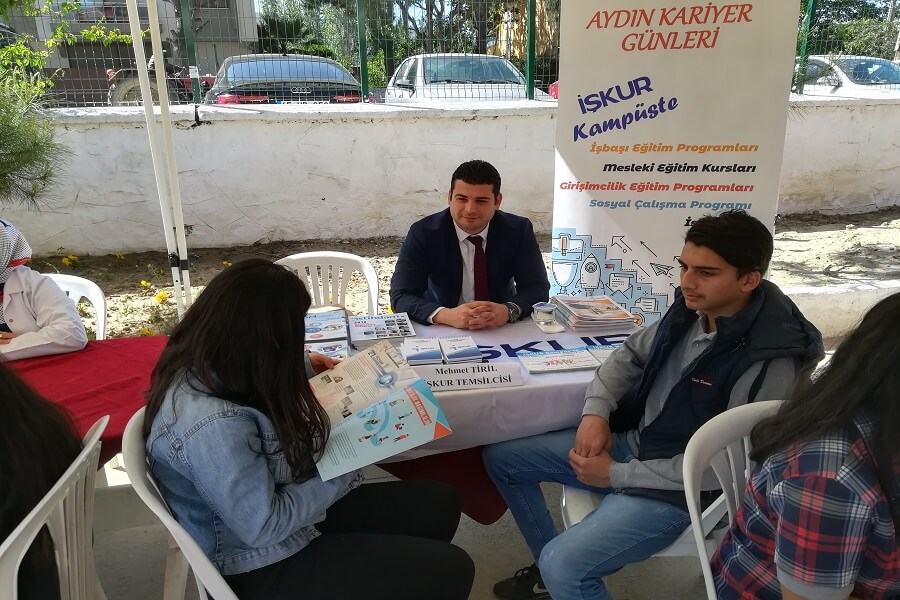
[{"xmin": 0, "ymin": 81, "xmax": 65, "ymax": 207}]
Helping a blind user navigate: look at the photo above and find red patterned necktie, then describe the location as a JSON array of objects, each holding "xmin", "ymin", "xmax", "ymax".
[{"xmin": 467, "ymin": 235, "xmax": 489, "ymax": 301}]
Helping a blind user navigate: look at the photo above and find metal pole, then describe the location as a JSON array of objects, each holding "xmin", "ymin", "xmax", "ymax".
[
  {"xmin": 124, "ymin": 0, "xmax": 188, "ymax": 316},
  {"xmin": 795, "ymin": 0, "xmax": 815, "ymax": 95},
  {"xmin": 180, "ymin": 0, "xmax": 202, "ymax": 103},
  {"xmin": 356, "ymin": 0, "xmax": 369, "ymax": 99},
  {"xmin": 148, "ymin": 0, "xmax": 194, "ymax": 308},
  {"xmin": 526, "ymin": 0, "xmax": 535, "ymax": 99}
]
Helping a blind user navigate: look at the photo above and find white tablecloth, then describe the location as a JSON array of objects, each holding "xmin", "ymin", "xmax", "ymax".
[{"xmin": 388, "ymin": 319, "xmax": 635, "ymax": 460}]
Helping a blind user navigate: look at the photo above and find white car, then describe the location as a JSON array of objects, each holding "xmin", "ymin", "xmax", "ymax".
[
  {"xmin": 797, "ymin": 55, "xmax": 900, "ymax": 99},
  {"xmin": 384, "ymin": 53, "xmax": 552, "ymax": 102}
]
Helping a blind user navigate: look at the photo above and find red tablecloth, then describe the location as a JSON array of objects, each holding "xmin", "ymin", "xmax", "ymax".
[
  {"xmin": 10, "ymin": 336, "xmax": 168, "ymax": 464},
  {"xmin": 10, "ymin": 336, "xmax": 511, "ymax": 524}
]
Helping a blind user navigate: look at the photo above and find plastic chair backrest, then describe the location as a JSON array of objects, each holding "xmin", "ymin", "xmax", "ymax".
[
  {"xmin": 0, "ymin": 415, "xmax": 109, "ymax": 600},
  {"xmin": 275, "ymin": 251, "xmax": 379, "ymax": 315},
  {"xmin": 683, "ymin": 400, "xmax": 783, "ymax": 599},
  {"xmin": 122, "ymin": 408, "xmax": 239, "ymax": 600},
  {"xmin": 46, "ymin": 274, "xmax": 108, "ymax": 340}
]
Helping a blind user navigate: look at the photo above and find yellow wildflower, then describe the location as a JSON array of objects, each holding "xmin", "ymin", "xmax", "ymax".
[
  {"xmin": 222, "ymin": 260, "xmax": 233, "ymax": 268},
  {"xmin": 67, "ymin": 255, "xmax": 79, "ymax": 262},
  {"xmin": 61, "ymin": 257, "xmax": 71, "ymax": 267},
  {"xmin": 139, "ymin": 327, "xmax": 154, "ymax": 336},
  {"xmin": 140, "ymin": 280, "xmax": 152, "ymax": 289},
  {"xmin": 155, "ymin": 290, "xmax": 170, "ymax": 304},
  {"xmin": 115, "ymin": 252, "xmax": 125, "ymax": 260}
]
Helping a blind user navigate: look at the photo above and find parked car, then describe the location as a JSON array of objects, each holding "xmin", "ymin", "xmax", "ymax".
[
  {"xmin": 204, "ymin": 54, "xmax": 362, "ymax": 105},
  {"xmin": 384, "ymin": 53, "xmax": 552, "ymax": 102},
  {"xmin": 796, "ymin": 55, "xmax": 900, "ymax": 99}
]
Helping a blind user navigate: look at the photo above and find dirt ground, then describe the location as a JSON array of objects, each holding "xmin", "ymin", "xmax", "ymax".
[{"xmin": 34, "ymin": 208, "xmax": 900, "ymax": 339}]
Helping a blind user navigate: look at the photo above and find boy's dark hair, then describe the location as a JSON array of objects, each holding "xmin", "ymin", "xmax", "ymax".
[
  {"xmin": 450, "ymin": 160, "xmax": 502, "ymax": 197},
  {"xmin": 685, "ymin": 210, "xmax": 773, "ymax": 275}
]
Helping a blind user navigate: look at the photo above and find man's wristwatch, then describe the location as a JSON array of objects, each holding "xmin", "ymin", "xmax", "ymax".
[{"xmin": 504, "ymin": 302, "xmax": 522, "ymax": 323}]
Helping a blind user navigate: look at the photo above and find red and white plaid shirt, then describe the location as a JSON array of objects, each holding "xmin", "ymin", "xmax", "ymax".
[{"xmin": 712, "ymin": 412, "xmax": 899, "ymax": 599}]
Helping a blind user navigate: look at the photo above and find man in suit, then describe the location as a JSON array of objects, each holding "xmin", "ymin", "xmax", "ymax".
[{"xmin": 389, "ymin": 160, "xmax": 550, "ymax": 329}]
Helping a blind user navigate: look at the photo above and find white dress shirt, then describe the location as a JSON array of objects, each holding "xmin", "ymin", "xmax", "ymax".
[{"xmin": 427, "ymin": 222, "xmax": 490, "ymax": 323}]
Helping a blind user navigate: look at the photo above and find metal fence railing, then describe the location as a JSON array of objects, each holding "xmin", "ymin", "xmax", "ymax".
[
  {"xmin": 2, "ymin": 0, "xmax": 898, "ymax": 107},
  {"xmin": 795, "ymin": 0, "xmax": 900, "ymax": 96}
]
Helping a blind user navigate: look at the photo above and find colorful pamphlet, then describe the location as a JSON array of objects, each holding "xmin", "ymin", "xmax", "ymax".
[
  {"xmin": 517, "ymin": 346, "xmax": 601, "ymax": 374},
  {"xmin": 400, "ymin": 338, "xmax": 444, "ymax": 365},
  {"xmin": 348, "ymin": 313, "xmax": 417, "ymax": 349},
  {"xmin": 552, "ymin": 296, "xmax": 637, "ymax": 333},
  {"xmin": 438, "ymin": 336, "xmax": 483, "ymax": 363},
  {"xmin": 304, "ymin": 310, "xmax": 348, "ymax": 342},
  {"xmin": 311, "ymin": 341, "xmax": 451, "ymax": 480},
  {"xmin": 305, "ymin": 340, "xmax": 350, "ymax": 361}
]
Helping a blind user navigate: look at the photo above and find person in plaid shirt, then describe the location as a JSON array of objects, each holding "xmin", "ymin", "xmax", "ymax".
[{"xmin": 713, "ymin": 292, "xmax": 900, "ymax": 600}]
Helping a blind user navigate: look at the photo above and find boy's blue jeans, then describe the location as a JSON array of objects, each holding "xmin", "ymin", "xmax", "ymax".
[{"xmin": 483, "ymin": 429, "xmax": 691, "ymax": 600}]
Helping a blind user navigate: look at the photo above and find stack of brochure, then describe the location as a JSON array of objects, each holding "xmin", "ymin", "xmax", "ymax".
[
  {"xmin": 348, "ymin": 313, "xmax": 417, "ymax": 350},
  {"xmin": 304, "ymin": 309, "xmax": 349, "ymax": 360},
  {"xmin": 309, "ymin": 341, "xmax": 452, "ymax": 481},
  {"xmin": 552, "ymin": 295, "xmax": 637, "ymax": 332},
  {"xmin": 438, "ymin": 336, "xmax": 483, "ymax": 363},
  {"xmin": 400, "ymin": 338, "xmax": 444, "ymax": 366},
  {"xmin": 517, "ymin": 346, "xmax": 601, "ymax": 374}
]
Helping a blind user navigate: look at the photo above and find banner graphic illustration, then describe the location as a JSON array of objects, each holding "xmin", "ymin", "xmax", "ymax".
[{"xmin": 553, "ymin": 1, "xmax": 798, "ymax": 325}]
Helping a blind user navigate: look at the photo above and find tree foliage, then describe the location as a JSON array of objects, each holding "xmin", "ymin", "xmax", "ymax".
[{"xmin": 0, "ymin": 81, "xmax": 66, "ymax": 207}]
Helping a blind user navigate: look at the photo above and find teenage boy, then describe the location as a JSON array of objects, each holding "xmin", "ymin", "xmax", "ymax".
[{"xmin": 484, "ymin": 210, "xmax": 824, "ymax": 600}]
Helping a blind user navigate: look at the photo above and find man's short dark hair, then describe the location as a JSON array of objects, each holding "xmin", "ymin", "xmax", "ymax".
[
  {"xmin": 450, "ymin": 160, "xmax": 501, "ymax": 197},
  {"xmin": 685, "ymin": 210, "xmax": 773, "ymax": 275}
]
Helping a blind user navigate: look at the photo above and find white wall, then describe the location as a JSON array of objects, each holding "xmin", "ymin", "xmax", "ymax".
[{"xmin": 5, "ymin": 97, "xmax": 899, "ymax": 255}]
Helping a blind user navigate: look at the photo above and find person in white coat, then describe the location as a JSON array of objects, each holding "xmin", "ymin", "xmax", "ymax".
[{"xmin": 0, "ymin": 221, "xmax": 87, "ymax": 361}]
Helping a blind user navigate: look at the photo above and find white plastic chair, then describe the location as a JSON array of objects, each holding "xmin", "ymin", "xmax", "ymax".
[
  {"xmin": 122, "ymin": 408, "xmax": 239, "ymax": 600},
  {"xmin": 276, "ymin": 251, "xmax": 379, "ymax": 315},
  {"xmin": 559, "ymin": 401, "xmax": 782, "ymax": 598},
  {"xmin": 683, "ymin": 400, "xmax": 783, "ymax": 599},
  {"xmin": 46, "ymin": 274, "xmax": 108, "ymax": 340},
  {"xmin": 0, "ymin": 415, "xmax": 109, "ymax": 600}
]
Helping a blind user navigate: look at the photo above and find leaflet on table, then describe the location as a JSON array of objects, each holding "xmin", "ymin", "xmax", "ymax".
[
  {"xmin": 305, "ymin": 340, "xmax": 350, "ymax": 361},
  {"xmin": 309, "ymin": 341, "xmax": 420, "ymax": 423},
  {"xmin": 438, "ymin": 336, "xmax": 483, "ymax": 363},
  {"xmin": 304, "ymin": 310, "xmax": 348, "ymax": 342},
  {"xmin": 517, "ymin": 346, "xmax": 600, "ymax": 374},
  {"xmin": 316, "ymin": 378, "xmax": 452, "ymax": 481},
  {"xmin": 348, "ymin": 313, "xmax": 416, "ymax": 347},
  {"xmin": 400, "ymin": 338, "xmax": 444, "ymax": 365}
]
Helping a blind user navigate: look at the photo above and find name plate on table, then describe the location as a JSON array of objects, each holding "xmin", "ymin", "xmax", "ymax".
[{"xmin": 413, "ymin": 362, "xmax": 523, "ymax": 392}]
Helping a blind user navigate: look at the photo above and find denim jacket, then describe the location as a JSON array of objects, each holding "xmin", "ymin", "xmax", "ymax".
[{"xmin": 146, "ymin": 374, "xmax": 363, "ymax": 576}]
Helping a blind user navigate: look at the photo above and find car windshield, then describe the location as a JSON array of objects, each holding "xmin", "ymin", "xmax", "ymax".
[
  {"xmin": 833, "ymin": 57, "xmax": 900, "ymax": 85},
  {"xmin": 423, "ymin": 56, "xmax": 525, "ymax": 85},
  {"xmin": 224, "ymin": 58, "xmax": 357, "ymax": 84}
]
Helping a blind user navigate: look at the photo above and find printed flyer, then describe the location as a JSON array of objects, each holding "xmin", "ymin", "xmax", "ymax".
[{"xmin": 553, "ymin": 1, "xmax": 798, "ymax": 325}]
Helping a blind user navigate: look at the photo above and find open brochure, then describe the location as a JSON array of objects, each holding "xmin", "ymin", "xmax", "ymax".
[{"xmin": 311, "ymin": 341, "xmax": 452, "ymax": 480}]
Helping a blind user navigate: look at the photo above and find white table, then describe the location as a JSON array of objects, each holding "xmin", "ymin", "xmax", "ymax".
[{"xmin": 388, "ymin": 319, "xmax": 634, "ymax": 460}]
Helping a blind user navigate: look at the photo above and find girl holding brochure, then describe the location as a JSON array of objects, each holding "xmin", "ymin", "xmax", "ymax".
[{"xmin": 143, "ymin": 259, "xmax": 474, "ymax": 600}]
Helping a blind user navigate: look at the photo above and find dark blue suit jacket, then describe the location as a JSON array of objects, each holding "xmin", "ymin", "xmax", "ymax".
[{"xmin": 389, "ymin": 209, "xmax": 550, "ymax": 324}]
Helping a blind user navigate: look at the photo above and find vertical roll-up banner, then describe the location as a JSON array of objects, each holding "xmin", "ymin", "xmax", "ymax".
[{"xmin": 552, "ymin": 2, "xmax": 797, "ymax": 326}]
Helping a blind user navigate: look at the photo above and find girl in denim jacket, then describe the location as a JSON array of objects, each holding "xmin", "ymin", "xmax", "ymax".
[{"xmin": 143, "ymin": 259, "xmax": 474, "ymax": 600}]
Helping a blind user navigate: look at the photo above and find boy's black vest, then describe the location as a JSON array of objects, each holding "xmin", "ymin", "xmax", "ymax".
[{"xmin": 609, "ymin": 280, "xmax": 823, "ymax": 507}]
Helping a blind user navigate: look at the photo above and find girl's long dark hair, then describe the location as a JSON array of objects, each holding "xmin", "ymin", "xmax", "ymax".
[
  {"xmin": 143, "ymin": 259, "xmax": 330, "ymax": 480},
  {"xmin": 750, "ymin": 292, "xmax": 900, "ymax": 528},
  {"xmin": 0, "ymin": 362, "xmax": 82, "ymax": 567}
]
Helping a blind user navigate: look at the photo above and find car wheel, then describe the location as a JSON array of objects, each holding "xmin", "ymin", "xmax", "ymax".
[{"xmin": 109, "ymin": 77, "xmax": 178, "ymax": 106}]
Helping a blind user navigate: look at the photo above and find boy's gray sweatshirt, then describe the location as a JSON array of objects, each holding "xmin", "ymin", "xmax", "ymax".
[{"xmin": 581, "ymin": 314, "xmax": 798, "ymax": 491}]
